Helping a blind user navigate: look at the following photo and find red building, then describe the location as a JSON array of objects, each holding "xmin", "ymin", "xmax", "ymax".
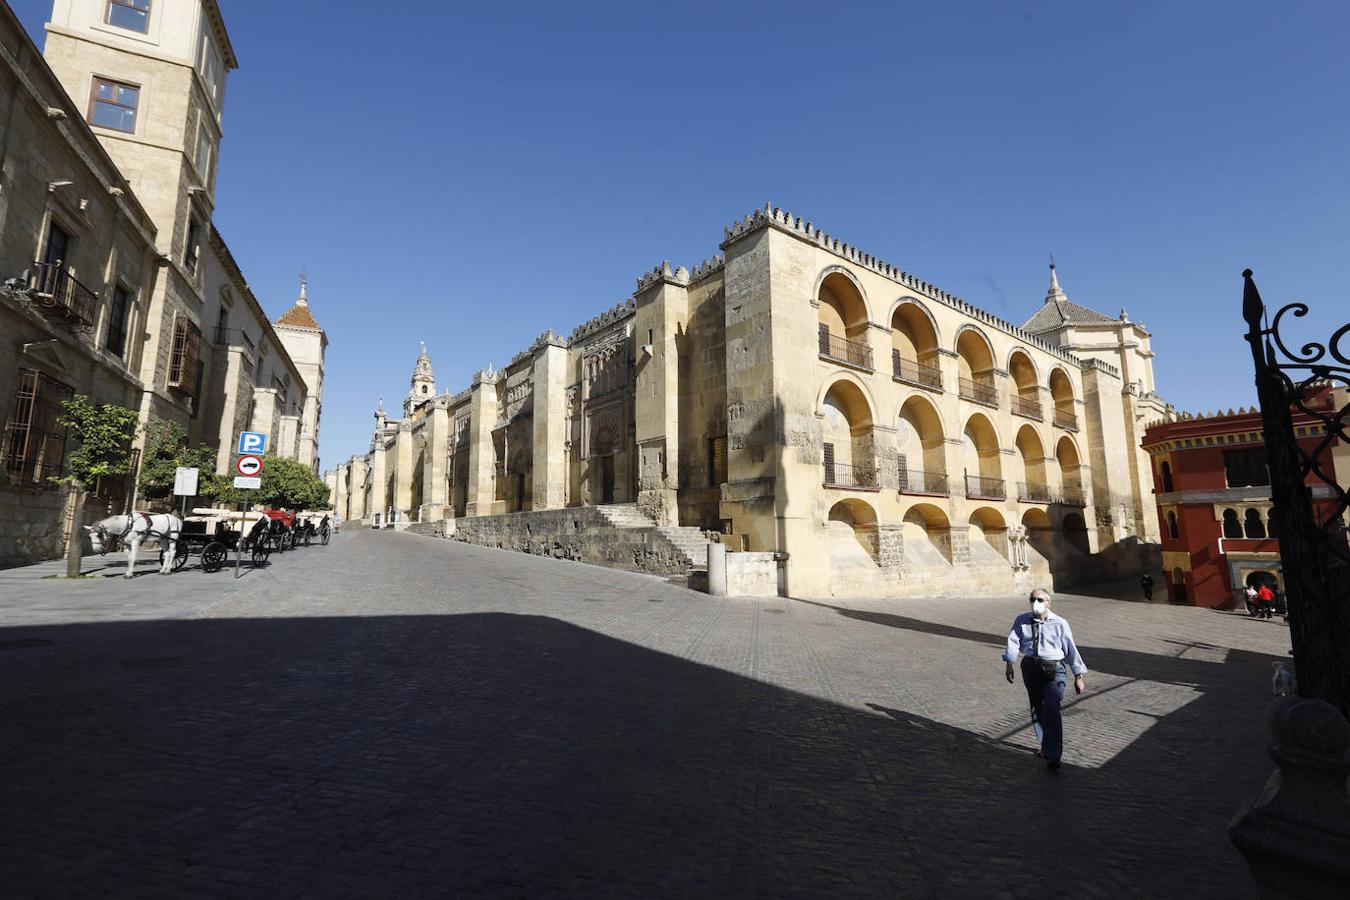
[{"xmin": 1141, "ymin": 386, "xmax": 1347, "ymax": 607}]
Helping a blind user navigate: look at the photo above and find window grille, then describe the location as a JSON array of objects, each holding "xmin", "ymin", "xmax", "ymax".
[
  {"xmin": 2, "ymin": 370, "xmax": 74, "ymax": 486},
  {"xmin": 168, "ymin": 316, "xmax": 202, "ymax": 397}
]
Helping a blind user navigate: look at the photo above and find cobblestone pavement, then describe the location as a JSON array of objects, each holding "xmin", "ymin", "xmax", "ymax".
[{"xmin": 0, "ymin": 530, "xmax": 1289, "ymax": 897}]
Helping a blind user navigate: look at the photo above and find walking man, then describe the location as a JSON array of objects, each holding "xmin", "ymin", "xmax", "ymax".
[
  {"xmin": 1003, "ymin": 589, "xmax": 1087, "ymax": 772},
  {"xmin": 1140, "ymin": 572, "xmax": 1154, "ymax": 602},
  {"xmin": 1256, "ymin": 582, "xmax": 1276, "ymax": 620}
]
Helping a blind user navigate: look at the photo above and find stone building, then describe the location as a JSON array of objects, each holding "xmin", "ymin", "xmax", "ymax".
[
  {"xmin": 331, "ymin": 205, "xmax": 1171, "ymax": 598},
  {"xmin": 1141, "ymin": 386, "xmax": 1348, "ymax": 607},
  {"xmin": 0, "ymin": 0, "xmax": 158, "ymax": 566},
  {"xmin": 0, "ymin": 1, "xmax": 325, "ymax": 567}
]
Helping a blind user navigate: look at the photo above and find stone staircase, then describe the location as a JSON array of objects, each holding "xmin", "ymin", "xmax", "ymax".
[{"xmin": 594, "ymin": 504, "xmax": 715, "ymax": 584}]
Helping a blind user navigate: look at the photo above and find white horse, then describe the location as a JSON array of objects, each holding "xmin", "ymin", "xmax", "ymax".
[{"xmin": 85, "ymin": 513, "xmax": 182, "ymax": 578}]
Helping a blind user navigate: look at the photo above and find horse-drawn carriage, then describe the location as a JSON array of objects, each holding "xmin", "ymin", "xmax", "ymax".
[{"xmin": 171, "ymin": 513, "xmax": 277, "ymax": 573}]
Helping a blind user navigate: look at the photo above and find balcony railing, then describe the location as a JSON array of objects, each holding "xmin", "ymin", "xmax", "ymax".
[
  {"xmin": 823, "ymin": 461, "xmax": 878, "ymax": 490},
  {"xmin": 213, "ymin": 326, "xmax": 256, "ymax": 349},
  {"xmin": 1011, "ymin": 394, "xmax": 1043, "ymax": 420},
  {"xmin": 1018, "ymin": 481, "xmax": 1053, "ymax": 503},
  {"xmin": 899, "ymin": 469, "xmax": 949, "ymax": 497},
  {"xmin": 819, "ymin": 325, "xmax": 873, "ymax": 370},
  {"xmin": 892, "ymin": 352, "xmax": 943, "ymax": 391},
  {"xmin": 28, "ymin": 261, "xmax": 96, "ymax": 327},
  {"xmin": 1053, "ymin": 409, "xmax": 1078, "ymax": 430},
  {"xmin": 1057, "ymin": 487, "xmax": 1087, "ymax": 507},
  {"xmin": 965, "ymin": 474, "xmax": 1006, "ymax": 500},
  {"xmin": 958, "ymin": 376, "xmax": 997, "ymax": 407}
]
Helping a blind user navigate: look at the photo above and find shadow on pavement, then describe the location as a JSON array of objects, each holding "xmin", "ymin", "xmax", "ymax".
[{"xmin": 0, "ymin": 612, "xmax": 1267, "ymax": 897}]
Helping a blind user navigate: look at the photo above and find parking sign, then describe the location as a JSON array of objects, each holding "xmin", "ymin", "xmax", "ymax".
[{"xmin": 238, "ymin": 431, "xmax": 267, "ymax": 455}]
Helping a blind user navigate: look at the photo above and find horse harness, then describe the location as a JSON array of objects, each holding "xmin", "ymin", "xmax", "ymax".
[{"xmin": 97, "ymin": 513, "xmax": 180, "ymax": 550}]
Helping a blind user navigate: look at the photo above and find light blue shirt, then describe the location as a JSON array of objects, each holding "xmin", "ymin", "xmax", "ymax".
[{"xmin": 1003, "ymin": 611, "xmax": 1088, "ymax": 676}]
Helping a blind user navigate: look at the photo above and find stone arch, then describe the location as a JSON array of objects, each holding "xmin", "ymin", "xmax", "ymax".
[
  {"xmin": 1222, "ymin": 508, "xmax": 1242, "ymax": 538},
  {"xmin": 1159, "ymin": 459, "xmax": 1175, "ymax": 493},
  {"xmin": 816, "ymin": 371, "xmax": 878, "ymax": 425},
  {"xmin": 903, "ymin": 501, "xmax": 953, "ymax": 563},
  {"xmin": 1049, "ymin": 367, "xmax": 1076, "ymax": 424},
  {"xmin": 890, "ymin": 299, "xmax": 942, "ymax": 387},
  {"xmin": 1014, "ymin": 423, "xmax": 1049, "ymax": 499},
  {"xmin": 816, "ymin": 268, "xmax": 872, "ymax": 365},
  {"xmin": 1166, "ymin": 510, "xmax": 1179, "ymax": 539},
  {"xmin": 961, "ymin": 411, "xmax": 1003, "ymax": 496},
  {"xmin": 1008, "ymin": 349, "xmax": 1041, "ymax": 418},
  {"xmin": 955, "ymin": 325, "xmax": 997, "ymax": 404},
  {"xmin": 896, "ymin": 392, "xmax": 947, "ymax": 492},
  {"xmin": 1022, "ymin": 507, "xmax": 1055, "ymax": 558},
  {"xmin": 1063, "ymin": 512, "xmax": 1090, "ymax": 555},
  {"xmin": 1054, "ymin": 434, "xmax": 1084, "ymax": 502},
  {"xmin": 820, "ymin": 377, "xmax": 877, "ymax": 487},
  {"xmin": 968, "ymin": 506, "xmax": 1009, "ymax": 559},
  {"xmin": 1243, "ymin": 508, "xmax": 1267, "ymax": 539},
  {"xmin": 828, "ymin": 497, "xmax": 879, "ymax": 560}
]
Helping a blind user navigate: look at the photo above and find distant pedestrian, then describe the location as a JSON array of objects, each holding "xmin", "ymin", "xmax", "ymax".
[
  {"xmin": 1244, "ymin": 585, "xmax": 1258, "ymax": 616},
  {"xmin": 333, "ymin": 512, "xmax": 342, "ymax": 534},
  {"xmin": 1003, "ymin": 589, "xmax": 1087, "ymax": 772},
  {"xmin": 1140, "ymin": 573, "xmax": 1154, "ymax": 602},
  {"xmin": 1257, "ymin": 583, "xmax": 1276, "ymax": 620}
]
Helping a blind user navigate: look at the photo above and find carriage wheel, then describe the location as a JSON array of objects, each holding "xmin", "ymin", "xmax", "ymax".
[
  {"xmin": 303, "ymin": 531, "xmax": 312, "ymax": 547},
  {"xmin": 320, "ymin": 526, "xmax": 330, "ymax": 546},
  {"xmin": 251, "ymin": 543, "xmax": 269, "ymax": 567},
  {"xmin": 172, "ymin": 543, "xmax": 191, "ymax": 572},
  {"xmin": 202, "ymin": 542, "xmax": 228, "ymax": 574}
]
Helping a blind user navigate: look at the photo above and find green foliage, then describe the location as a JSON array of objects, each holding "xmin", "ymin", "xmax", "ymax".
[
  {"xmin": 253, "ymin": 454, "xmax": 330, "ymax": 511},
  {"xmin": 55, "ymin": 396, "xmax": 139, "ymax": 489},
  {"xmin": 137, "ymin": 422, "xmax": 239, "ymax": 504}
]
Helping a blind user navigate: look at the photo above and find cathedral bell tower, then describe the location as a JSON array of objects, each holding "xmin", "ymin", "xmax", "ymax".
[{"xmin": 404, "ymin": 343, "xmax": 436, "ymax": 416}]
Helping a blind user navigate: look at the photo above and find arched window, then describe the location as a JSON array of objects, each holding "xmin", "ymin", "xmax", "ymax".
[
  {"xmin": 1244, "ymin": 508, "xmax": 1267, "ymax": 539},
  {"xmin": 1160, "ymin": 461, "xmax": 1174, "ymax": 493},
  {"xmin": 1222, "ymin": 508, "xmax": 1242, "ymax": 539},
  {"xmin": 1166, "ymin": 511, "xmax": 1179, "ymax": 540},
  {"xmin": 1172, "ymin": 567, "xmax": 1188, "ymax": 603}
]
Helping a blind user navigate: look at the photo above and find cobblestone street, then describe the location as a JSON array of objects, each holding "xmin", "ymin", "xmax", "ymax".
[{"xmin": 0, "ymin": 530, "xmax": 1289, "ymax": 897}]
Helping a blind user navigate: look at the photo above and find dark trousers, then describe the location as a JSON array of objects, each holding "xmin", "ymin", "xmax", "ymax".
[
  {"xmin": 1143, "ymin": 586, "xmax": 1153, "ymax": 601},
  {"xmin": 1021, "ymin": 657, "xmax": 1067, "ymax": 763}
]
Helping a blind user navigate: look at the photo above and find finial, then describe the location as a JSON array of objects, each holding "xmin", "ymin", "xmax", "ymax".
[{"xmin": 1045, "ymin": 259, "xmax": 1067, "ymax": 305}]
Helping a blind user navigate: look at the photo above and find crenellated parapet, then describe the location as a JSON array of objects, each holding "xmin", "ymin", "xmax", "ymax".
[
  {"xmin": 568, "ymin": 298, "xmax": 636, "ymax": 345},
  {"xmin": 688, "ymin": 253, "xmax": 725, "ymax": 284},
  {"xmin": 723, "ymin": 202, "xmax": 1090, "ymax": 369},
  {"xmin": 508, "ymin": 329, "xmax": 568, "ymax": 368},
  {"xmin": 1079, "ymin": 356, "xmax": 1123, "ymax": 378},
  {"xmin": 636, "ymin": 261, "xmax": 690, "ymax": 293}
]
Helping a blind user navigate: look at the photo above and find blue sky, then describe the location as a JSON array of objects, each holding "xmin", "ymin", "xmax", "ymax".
[{"xmin": 15, "ymin": 1, "xmax": 1350, "ymax": 468}]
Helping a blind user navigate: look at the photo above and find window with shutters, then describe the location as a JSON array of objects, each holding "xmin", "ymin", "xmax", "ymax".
[
  {"xmin": 106, "ymin": 284, "xmax": 132, "ymax": 358},
  {"xmin": 2, "ymin": 370, "xmax": 74, "ymax": 487},
  {"xmin": 708, "ymin": 436, "xmax": 727, "ymax": 487},
  {"xmin": 168, "ymin": 316, "xmax": 202, "ymax": 397},
  {"xmin": 823, "ymin": 442, "xmax": 836, "ymax": 486}
]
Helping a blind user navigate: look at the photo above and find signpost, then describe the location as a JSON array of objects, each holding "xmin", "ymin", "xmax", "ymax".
[
  {"xmin": 173, "ymin": 466, "xmax": 199, "ymax": 521},
  {"xmin": 230, "ymin": 441, "xmax": 266, "ymax": 578}
]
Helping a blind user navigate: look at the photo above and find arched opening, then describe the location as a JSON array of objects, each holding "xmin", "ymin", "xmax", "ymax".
[
  {"xmin": 1243, "ymin": 508, "xmax": 1267, "ymax": 539},
  {"xmin": 409, "ymin": 450, "xmax": 426, "ymax": 517},
  {"xmin": 956, "ymin": 329, "xmax": 997, "ymax": 406},
  {"xmin": 828, "ymin": 498, "xmax": 878, "ymax": 561},
  {"xmin": 890, "ymin": 302, "xmax": 941, "ymax": 390},
  {"xmin": 1222, "ymin": 508, "xmax": 1242, "ymax": 538},
  {"xmin": 1159, "ymin": 460, "xmax": 1174, "ymax": 493},
  {"xmin": 1008, "ymin": 350, "xmax": 1042, "ymax": 420},
  {"xmin": 1054, "ymin": 436, "xmax": 1085, "ymax": 506},
  {"xmin": 1063, "ymin": 512, "xmax": 1091, "ymax": 555},
  {"xmin": 818, "ymin": 272, "xmax": 872, "ymax": 369},
  {"xmin": 1246, "ymin": 570, "xmax": 1277, "ymax": 589},
  {"xmin": 1049, "ymin": 368, "xmax": 1077, "ymax": 429},
  {"xmin": 962, "ymin": 413, "xmax": 1003, "ymax": 499},
  {"xmin": 821, "ymin": 379, "xmax": 876, "ymax": 489},
  {"xmin": 902, "ymin": 502, "xmax": 953, "ymax": 564},
  {"xmin": 897, "ymin": 395, "xmax": 947, "ymax": 495},
  {"xmin": 1022, "ymin": 507, "xmax": 1054, "ymax": 560},
  {"xmin": 1171, "ymin": 567, "xmax": 1189, "ymax": 604},
  {"xmin": 1166, "ymin": 510, "xmax": 1179, "ymax": 539},
  {"xmin": 968, "ymin": 506, "xmax": 1008, "ymax": 560},
  {"xmin": 1014, "ymin": 424, "xmax": 1050, "ymax": 502}
]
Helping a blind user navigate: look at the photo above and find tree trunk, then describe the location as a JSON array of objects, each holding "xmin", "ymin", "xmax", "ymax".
[{"xmin": 65, "ymin": 482, "xmax": 86, "ymax": 578}]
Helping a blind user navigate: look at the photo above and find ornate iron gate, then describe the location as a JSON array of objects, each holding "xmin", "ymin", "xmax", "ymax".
[{"xmin": 1242, "ymin": 269, "xmax": 1350, "ymax": 719}]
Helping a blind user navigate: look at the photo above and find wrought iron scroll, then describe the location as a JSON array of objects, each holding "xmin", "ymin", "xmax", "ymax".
[{"xmin": 1242, "ymin": 269, "xmax": 1350, "ymax": 719}]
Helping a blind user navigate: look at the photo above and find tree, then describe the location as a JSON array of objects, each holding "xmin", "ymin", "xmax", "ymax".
[
  {"xmin": 253, "ymin": 455, "xmax": 330, "ymax": 511},
  {"xmin": 138, "ymin": 423, "xmax": 241, "ymax": 507},
  {"xmin": 55, "ymin": 396, "xmax": 139, "ymax": 577}
]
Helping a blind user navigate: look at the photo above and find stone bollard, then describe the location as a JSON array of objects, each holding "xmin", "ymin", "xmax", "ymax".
[
  {"xmin": 1229, "ymin": 695, "xmax": 1350, "ymax": 898},
  {"xmin": 707, "ymin": 543, "xmax": 727, "ymax": 597}
]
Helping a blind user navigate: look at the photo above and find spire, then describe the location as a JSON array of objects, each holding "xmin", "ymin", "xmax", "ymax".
[
  {"xmin": 1045, "ymin": 260, "xmax": 1068, "ymax": 305},
  {"xmin": 297, "ymin": 274, "xmax": 309, "ymax": 308}
]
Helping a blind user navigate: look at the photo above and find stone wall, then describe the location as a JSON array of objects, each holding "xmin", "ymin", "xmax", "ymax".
[
  {"xmin": 451, "ymin": 507, "xmax": 695, "ymax": 579},
  {"xmin": 725, "ymin": 551, "xmax": 778, "ymax": 597},
  {"xmin": 0, "ymin": 485, "xmax": 75, "ymax": 568}
]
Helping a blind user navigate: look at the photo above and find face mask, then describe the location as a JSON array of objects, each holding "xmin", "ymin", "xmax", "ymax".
[{"xmin": 1031, "ymin": 599, "xmax": 1048, "ymax": 616}]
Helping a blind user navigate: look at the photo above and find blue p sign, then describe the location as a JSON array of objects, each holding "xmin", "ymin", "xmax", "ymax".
[{"xmin": 238, "ymin": 431, "xmax": 267, "ymax": 455}]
